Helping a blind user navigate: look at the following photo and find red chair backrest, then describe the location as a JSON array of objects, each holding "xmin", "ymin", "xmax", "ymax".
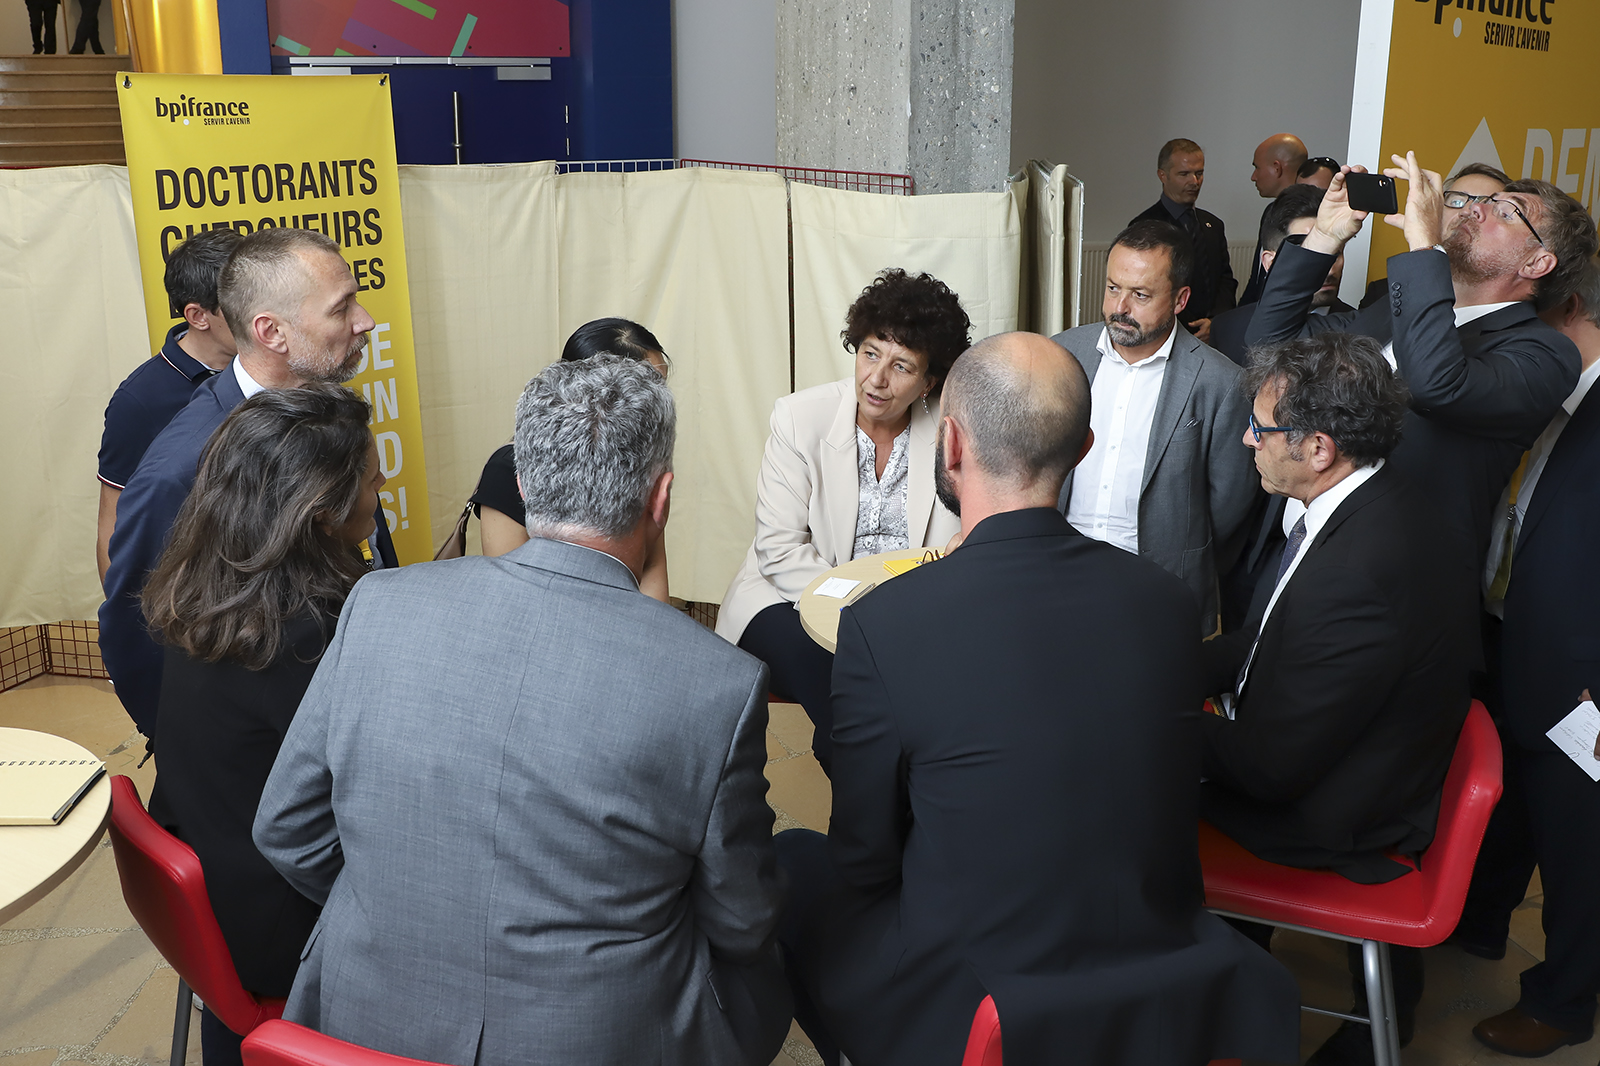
[
  {"xmin": 243, "ymin": 1020, "xmax": 446, "ymax": 1066},
  {"xmin": 961, "ymin": 996, "xmax": 1002, "ymax": 1066},
  {"xmin": 1412, "ymin": 701, "xmax": 1503, "ymax": 934},
  {"xmin": 107, "ymin": 775, "xmax": 285, "ymax": 1035}
]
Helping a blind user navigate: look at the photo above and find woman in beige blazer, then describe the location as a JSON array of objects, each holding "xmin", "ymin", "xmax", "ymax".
[{"xmin": 716, "ymin": 269, "xmax": 968, "ymax": 772}]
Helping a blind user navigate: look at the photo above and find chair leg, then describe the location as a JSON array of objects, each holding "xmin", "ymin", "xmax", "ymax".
[
  {"xmin": 1360, "ymin": 940, "xmax": 1401, "ymax": 1066},
  {"xmin": 170, "ymin": 977, "xmax": 192, "ymax": 1066}
]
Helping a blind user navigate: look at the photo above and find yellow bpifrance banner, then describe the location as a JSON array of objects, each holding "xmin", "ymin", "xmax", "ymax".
[
  {"xmin": 1344, "ymin": 0, "xmax": 1600, "ymax": 298},
  {"xmin": 116, "ymin": 72, "xmax": 432, "ymax": 563}
]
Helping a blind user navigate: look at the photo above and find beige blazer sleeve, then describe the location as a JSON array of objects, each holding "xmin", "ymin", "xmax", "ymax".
[{"xmin": 715, "ymin": 378, "xmax": 958, "ymax": 645}]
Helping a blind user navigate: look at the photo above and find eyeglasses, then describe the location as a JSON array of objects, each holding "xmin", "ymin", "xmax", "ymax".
[
  {"xmin": 1249, "ymin": 412, "xmax": 1296, "ymax": 443},
  {"xmin": 1442, "ymin": 192, "xmax": 1546, "ymax": 247},
  {"xmin": 1304, "ymin": 156, "xmax": 1339, "ymax": 171}
]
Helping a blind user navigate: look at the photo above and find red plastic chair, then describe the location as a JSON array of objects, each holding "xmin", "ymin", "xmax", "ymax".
[
  {"xmin": 242, "ymin": 1020, "xmax": 448, "ymax": 1066},
  {"xmin": 1200, "ymin": 700, "xmax": 1503, "ymax": 1066},
  {"xmin": 106, "ymin": 775, "xmax": 286, "ymax": 1066}
]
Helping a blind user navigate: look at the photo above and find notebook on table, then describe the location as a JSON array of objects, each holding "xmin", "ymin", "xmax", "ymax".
[{"xmin": 0, "ymin": 758, "xmax": 108, "ymax": 826}]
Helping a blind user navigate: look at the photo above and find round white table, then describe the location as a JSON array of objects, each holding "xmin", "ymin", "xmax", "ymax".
[
  {"xmin": 797, "ymin": 547, "xmax": 935, "ymax": 652},
  {"xmin": 0, "ymin": 727, "xmax": 113, "ymax": 925}
]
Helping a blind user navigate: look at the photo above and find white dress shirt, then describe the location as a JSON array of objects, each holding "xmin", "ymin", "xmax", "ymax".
[
  {"xmin": 1483, "ymin": 357, "xmax": 1600, "ymax": 615},
  {"xmin": 232, "ymin": 357, "xmax": 266, "ymax": 399},
  {"xmin": 1235, "ymin": 461, "xmax": 1386, "ymax": 703},
  {"xmin": 1067, "ymin": 326, "xmax": 1175, "ymax": 553}
]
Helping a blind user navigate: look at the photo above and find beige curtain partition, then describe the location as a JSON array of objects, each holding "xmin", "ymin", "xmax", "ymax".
[
  {"xmin": 0, "ymin": 165, "xmax": 150, "ymax": 627},
  {"xmin": 2, "ymin": 163, "xmax": 1022, "ymax": 626},
  {"xmin": 790, "ymin": 181, "xmax": 1023, "ymax": 391}
]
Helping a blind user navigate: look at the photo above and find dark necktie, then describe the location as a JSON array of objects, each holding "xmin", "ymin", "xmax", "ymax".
[
  {"xmin": 1236, "ymin": 515, "xmax": 1308, "ymax": 702},
  {"xmin": 1275, "ymin": 515, "xmax": 1308, "ymax": 586},
  {"xmin": 1179, "ymin": 207, "xmax": 1201, "ymax": 241}
]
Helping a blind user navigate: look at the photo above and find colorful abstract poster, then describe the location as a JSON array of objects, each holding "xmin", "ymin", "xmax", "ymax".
[{"xmin": 267, "ymin": 0, "xmax": 569, "ymax": 58}]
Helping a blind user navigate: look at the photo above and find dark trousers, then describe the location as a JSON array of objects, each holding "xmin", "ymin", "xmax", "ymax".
[
  {"xmin": 69, "ymin": 0, "xmax": 103, "ymax": 54},
  {"xmin": 1230, "ymin": 919, "xmax": 1424, "ymax": 1043},
  {"xmin": 26, "ymin": 0, "xmax": 58, "ymax": 52},
  {"xmin": 200, "ymin": 1007, "xmax": 243, "ymax": 1066},
  {"xmin": 1510, "ymin": 746, "xmax": 1600, "ymax": 1034},
  {"xmin": 739, "ymin": 602, "xmax": 836, "ymax": 773}
]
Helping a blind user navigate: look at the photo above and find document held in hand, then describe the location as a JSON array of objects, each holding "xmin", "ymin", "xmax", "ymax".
[{"xmin": 1546, "ymin": 700, "xmax": 1600, "ymax": 783}]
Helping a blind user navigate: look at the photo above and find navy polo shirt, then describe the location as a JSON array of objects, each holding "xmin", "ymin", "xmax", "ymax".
[
  {"xmin": 98, "ymin": 323, "xmax": 221, "ymax": 489},
  {"xmin": 99, "ymin": 362, "xmax": 401, "ymax": 738}
]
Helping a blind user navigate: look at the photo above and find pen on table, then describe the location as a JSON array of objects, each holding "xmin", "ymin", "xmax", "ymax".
[{"xmin": 842, "ymin": 581, "xmax": 876, "ymax": 606}]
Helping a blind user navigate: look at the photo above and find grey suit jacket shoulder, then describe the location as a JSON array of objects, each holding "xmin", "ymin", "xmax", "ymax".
[
  {"xmin": 254, "ymin": 539, "xmax": 786, "ymax": 1066},
  {"xmin": 1050, "ymin": 324, "xmax": 1259, "ymax": 630}
]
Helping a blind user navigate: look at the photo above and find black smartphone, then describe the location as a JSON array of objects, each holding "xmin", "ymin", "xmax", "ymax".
[{"xmin": 1345, "ymin": 172, "xmax": 1399, "ymax": 215}]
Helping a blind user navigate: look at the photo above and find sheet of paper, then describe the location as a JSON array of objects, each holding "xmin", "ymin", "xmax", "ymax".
[
  {"xmin": 814, "ymin": 577, "xmax": 861, "ymax": 599},
  {"xmin": 1546, "ymin": 700, "xmax": 1600, "ymax": 783}
]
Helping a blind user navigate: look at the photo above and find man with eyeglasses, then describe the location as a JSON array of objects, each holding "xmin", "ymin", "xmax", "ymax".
[
  {"xmin": 1246, "ymin": 153, "xmax": 1594, "ymax": 650},
  {"xmin": 1239, "ymin": 133, "xmax": 1310, "ymax": 305},
  {"xmin": 1205, "ymin": 333, "xmax": 1474, "ymax": 1066}
]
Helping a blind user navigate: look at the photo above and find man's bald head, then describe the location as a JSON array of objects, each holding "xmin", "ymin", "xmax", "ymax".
[
  {"xmin": 941, "ymin": 332, "xmax": 1090, "ymax": 490},
  {"xmin": 1252, "ymin": 134, "xmax": 1309, "ymax": 198}
]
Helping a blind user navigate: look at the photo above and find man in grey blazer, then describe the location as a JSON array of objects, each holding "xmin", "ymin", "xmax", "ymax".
[
  {"xmin": 254, "ymin": 355, "xmax": 791, "ymax": 1066},
  {"xmin": 1053, "ymin": 219, "xmax": 1259, "ymax": 632}
]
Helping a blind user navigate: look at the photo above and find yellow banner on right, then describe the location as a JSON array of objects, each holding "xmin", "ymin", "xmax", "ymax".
[{"xmin": 1351, "ymin": 0, "xmax": 1599, "ymax": 286}]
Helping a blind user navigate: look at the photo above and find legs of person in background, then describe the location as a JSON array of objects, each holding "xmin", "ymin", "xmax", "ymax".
[
  {"xmin": 774, "ymin": 829, "xmax": 847, "ymax": 1066},
  {"xmin": 1473, "ymin": 747, "xmax": 1600, "ymax": 1055},
  {"xmin": 738, "ymin": 602, "xmax": 837, "ymax": 774},
  {"xmin": 25, "ymin": 0, "xmax": 57, "ymax": 53},
  {"xmin": 199, "ymin": 1006, "xmax": 244, "ymax": 1066},
  {"xmin": 68, "ymin": 0, "xmax": 103, "ymax": 54}
]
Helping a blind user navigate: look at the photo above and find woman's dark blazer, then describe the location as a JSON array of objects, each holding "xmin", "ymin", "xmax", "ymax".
[{"xmin": 147, "ymin": 609, "xmax": 336, "ymax": 996}]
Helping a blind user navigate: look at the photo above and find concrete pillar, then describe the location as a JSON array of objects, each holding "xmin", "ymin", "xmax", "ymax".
[{"xmin": 776, "ymin": 0, "xmax": 1014, "ymax": 193}]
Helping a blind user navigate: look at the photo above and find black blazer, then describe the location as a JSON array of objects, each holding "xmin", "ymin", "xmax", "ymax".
[
  {"xmin": 1246, "ymin": 243, "xmax": 1580, "ymax": 578},
  {"xmin": 1499, "ymin": 385, "xmax": 1600, "ymax": 751},
  {"xmin": 826, "ymin": 507, "xmax": 1298, "ymax": 1066},
  {"xmin": 1131, "ymin": 201, "xmax": 1238, "ymax": 325},
  {"xmin": 1200, "ymin": 465, "xmax": 1474, "ymax": 882},
  {"xmin": 147, "ymin": 609, "xmax": 334, "ymax": 996}
]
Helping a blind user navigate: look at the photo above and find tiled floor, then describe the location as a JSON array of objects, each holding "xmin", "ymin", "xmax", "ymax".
[{"xmin": 1, "ymin": 675, "xmax": 1591, "ymax": 1066}]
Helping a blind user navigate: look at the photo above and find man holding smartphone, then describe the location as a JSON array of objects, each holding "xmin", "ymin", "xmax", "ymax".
[
  {"xmin": 1247, "ymin": 154, "xmax": 1590, "ymax": 600},
  {"xmin": 1243, "ymin": 155, "xmax": 1595, "ymax": 1066}
]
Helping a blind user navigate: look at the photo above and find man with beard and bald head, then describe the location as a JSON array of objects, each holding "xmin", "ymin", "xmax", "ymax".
[
  {"xmin": 773, "ymin": 333, "xmax": 1298, "ymax": 1066},
  {"xmin": 100, "ymin": 227, "xmax": 382, "ymax": 740},
  {"xmin": 1247, "ymin": 155, "xmax": 1595, "ymax": 648},
  {"xmin": 1240, "ymin": 133, "xmax": 1310, "ymax": 304},
  {"xmin": 1050, "ymin": 219, "xmax": 1258, "ymax": 634}
]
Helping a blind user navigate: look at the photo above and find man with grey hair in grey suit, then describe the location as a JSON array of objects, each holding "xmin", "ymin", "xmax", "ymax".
[
  {"xmin": 254, "ymin": 355, "xmax": 791, "ymax": 1066},
  {"xmin": 1053, "ymin": 219, "xmax": 1259, "ymax": 632}
]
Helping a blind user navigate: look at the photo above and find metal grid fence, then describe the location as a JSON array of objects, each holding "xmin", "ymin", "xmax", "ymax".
[
  {"xmin": 555, "ymin": 158, "xmax": 914, "ymax": 195},
  {"xmin": 0, "ymin": 622, "xmax": 109, "ymax": 694}
]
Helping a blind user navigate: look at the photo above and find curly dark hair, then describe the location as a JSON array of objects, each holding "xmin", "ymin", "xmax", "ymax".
[
  {"xmin": 842, "ymin": 268, "xmax": 972, "ymax": 393},
  {"xmin": 1245, "ymin": 334, "xmax": 1410, "ymax": 468}
]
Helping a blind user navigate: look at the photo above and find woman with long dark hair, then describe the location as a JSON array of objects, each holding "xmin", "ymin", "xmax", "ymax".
[{"xmin": 143, "ymin": 384, "xmax": 384, "ymax": 1066}]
